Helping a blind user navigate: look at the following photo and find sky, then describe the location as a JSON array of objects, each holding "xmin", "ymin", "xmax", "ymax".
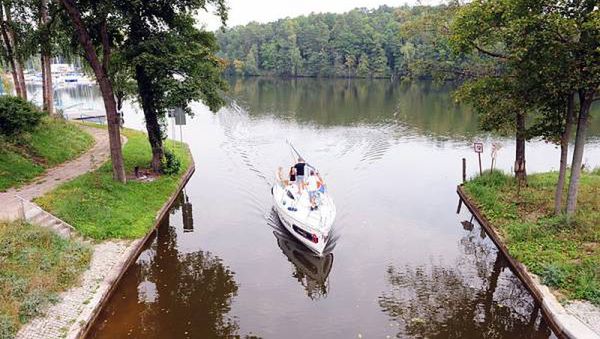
[{"xmin": 198, "ymin": 0, "xmax": 443, "ymax": 31}]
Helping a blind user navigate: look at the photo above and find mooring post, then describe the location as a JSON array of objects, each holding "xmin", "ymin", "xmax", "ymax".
[{"xmin": 462, "ymin": 158, "xmax": 466, "ymax": 183}]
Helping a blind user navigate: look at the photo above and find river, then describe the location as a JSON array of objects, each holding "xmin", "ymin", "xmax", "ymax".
[{"xmin": 45, "ymin": 78, "xmax": 600, "ymax": 338}]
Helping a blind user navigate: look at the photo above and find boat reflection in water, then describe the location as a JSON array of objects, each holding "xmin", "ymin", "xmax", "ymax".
[{"xmin": 270, "ymin": 211, "xmax": 335, "ymax": 300}]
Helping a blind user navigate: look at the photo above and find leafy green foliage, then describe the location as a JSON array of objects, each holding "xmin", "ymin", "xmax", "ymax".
[
  {"xmin": 464, "ymin": 171, "xmax": 600, "ymax": 304},
  {"xmin": 0, "ymin": 221, "xmax": 91, "ymax": 336},
  {"xmin": 35, "ymin": 128, "xmax": 192, "ymax": 239},
  {"xmin": 161, "ymin": 149, "xmax": 181, "ymax": 175},
  {"xmin": 0, "ymin": 96, "xmax": 44, "ymax": 137},
  {"xmin": 0, "ymin": 119, "xmax": 93, "ymax": 191},
  {"xmin": 123, "ymin": 1, "xmax": 228, "ymax": 115},
  {"xmin": 541, "ymin": 263, "xmax": 569, "ymax": 287},
  {"xmin": 216, "ymin": 4, "xmax": 488, "ymax": 79}
]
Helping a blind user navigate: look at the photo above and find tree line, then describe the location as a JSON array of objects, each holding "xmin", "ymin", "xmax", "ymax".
[
  {"xmin": 215, "ymin": 4, "xmax": 494, "ymax": 79},
  {"xmin": 218, "ymin": 1, "xmax": 599, "ymax": 218},
  {"xmin": 0, "ymin": 0, "xmax": 227, "ymax": 183}
]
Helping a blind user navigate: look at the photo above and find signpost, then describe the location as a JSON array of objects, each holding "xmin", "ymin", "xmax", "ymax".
[
  {"xmin": 474, "ymin": 142, "xmax": 483, "ymax": 175},
  {"xmin": 168, "ymin": 107, "xmax": 186, "ymax": 149},
  {"xmin": 491, "ymin": 143, "xmax": 501, "ymax": 171}
]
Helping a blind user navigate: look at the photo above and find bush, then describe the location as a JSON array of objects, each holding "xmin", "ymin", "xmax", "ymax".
[
  {"xmin": 0, "ymin": 312, "xmax": 16, "ymax": 339},
  {"xmin": 0, "ymin": 96, "xmax": 44, "ymax": 137},
  {"xmin": 541, "ymin": 263, "xmax": 568, "ymax": 287},
  {"xmin": 162, "ymin": 149, "xmax": 181, "ymax": 175}
]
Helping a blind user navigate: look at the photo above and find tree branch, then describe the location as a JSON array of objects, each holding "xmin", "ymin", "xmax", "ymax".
[{"xmin": 473, "ymin": 43, "xmax": 508, "ymax": 59}]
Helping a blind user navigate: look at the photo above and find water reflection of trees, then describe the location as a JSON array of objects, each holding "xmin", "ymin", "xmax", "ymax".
[
  {"xmin": 92, "ymin": 213, "xmax": 253, "ymax": 338},
  {"xmin": 227, "ymin": 77, "xmax": 480, "ymax": 138},
  {"xmin": 378, "ymin": 222, "xmax": 552, "ymax": 338}
]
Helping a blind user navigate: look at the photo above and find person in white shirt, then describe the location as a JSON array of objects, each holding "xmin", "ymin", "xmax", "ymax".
[{"xmin": 306, "ymin": 170, "xmax": 319, "ymax": 210}]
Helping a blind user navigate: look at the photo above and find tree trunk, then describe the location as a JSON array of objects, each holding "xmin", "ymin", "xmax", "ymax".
[
  {"xmin": 0, "ymin": 2, "xmax": 21, "ymax": 97},
  {"xmin": 515, "ymin": 111, "xmax": 527, "ymax": 184},
  {"xmin": 554, "ymin": 93, "xmax": 575, "ymax": 215},
  {"xmin": 42, "ymin": 53, "xmax": 53, "ymax": 114},
  {"xmin": 15, "ymin": 55, "xmax": 25, "ymax": 100},
  {"xmin": 566, "ymin": 91, "xmax": 593, "ymax": 216},
  {"xmin": 41, "ymin": 54, "xmax": 46, "ymax": 108},
  {"xmin": 60, "ymin": 0, "xmax": 126, "ymax": 183},
  {"xmin": 135, "ymin": 64, "xmax": 164, "ymax": 173},
  {"xmin": 40, "ymin": 0, "xmax": 53, "ymax": 114},
  {"xmin": 4, "ymin": 2, "xmax": 25, "ymax": 100}
]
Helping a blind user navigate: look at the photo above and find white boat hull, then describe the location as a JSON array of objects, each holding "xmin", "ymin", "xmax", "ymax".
[{"xmin": 272, "ymin": 181, "xmax": 335, "ymax": 256}]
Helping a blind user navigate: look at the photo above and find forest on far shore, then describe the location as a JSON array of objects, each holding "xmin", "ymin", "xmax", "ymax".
[{"xmin": 215, "ymin": 4, "xmax": 495, "ymax": 80}]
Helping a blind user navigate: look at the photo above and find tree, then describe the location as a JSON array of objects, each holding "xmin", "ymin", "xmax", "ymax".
[
  {"xmin": 59, "ymin": 0, "xmax": 126, "ymax": 183},
  {"xmin": 39, "ymin": 0, "xmax": 53, "ymax": 115},
  {"xmin": 243, "ymin": 44, "xmax": 259, "ymax": 75},
  {"xmin": 356, "ymin": 53, "xmax": 369, "ymax": 78},
  {"xmin": 454, "ymin": 78, "xmax": 530, "ymax": 183},
  {"xmin": 0, "ymin": 0, "xmax": 26, "ymax": 99},
  {"xmin": 452, "ymin": 0, "xmax": 600, "ymax": 215},
  {"xmin": 119, "ymin": 0, "xmax": 228, "ymax": 172}
]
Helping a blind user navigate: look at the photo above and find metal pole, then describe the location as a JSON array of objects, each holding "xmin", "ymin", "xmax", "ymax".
[
  {"xmin": 179, "ymin": 125, "xmax": 183, "ymax": 151},
  {"xmin": 462, "ymin": 158, "xmax": 466, "ymax": 183},
  {"xmin": 478, "ymin": 153, "xmax": 483, "ymax": 176}
]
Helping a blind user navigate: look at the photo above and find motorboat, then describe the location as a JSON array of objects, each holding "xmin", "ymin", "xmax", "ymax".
[{"xmin": 272, "ymin": 145, "xmax": 336, "ymax": 256}]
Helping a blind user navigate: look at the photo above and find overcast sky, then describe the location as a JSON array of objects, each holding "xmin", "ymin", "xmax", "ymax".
[{"xmin": 198, "ymin": 0, "xmax": 443, "ymax": 31}]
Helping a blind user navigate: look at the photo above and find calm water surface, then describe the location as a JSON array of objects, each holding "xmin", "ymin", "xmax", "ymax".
[{"xmin": 77, "ymin": 78, "xmax": 600, "ymax": 338}]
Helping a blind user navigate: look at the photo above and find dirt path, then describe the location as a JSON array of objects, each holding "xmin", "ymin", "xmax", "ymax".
[{"xmin": 0, "ymin": 125, "xmax": 113, "ymax": 220}]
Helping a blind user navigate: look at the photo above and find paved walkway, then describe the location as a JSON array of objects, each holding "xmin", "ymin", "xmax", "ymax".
[
  {"xmin": 0, "ymin": 125, "xmax": 138, "ymax": 339},
  {"xmin": 0, "ymin": 126, "xmax": 111, "ymax": 221}
]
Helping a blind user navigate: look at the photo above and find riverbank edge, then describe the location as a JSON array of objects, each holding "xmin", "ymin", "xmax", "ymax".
[
  {"xmin": 66, "ymin": 162, "xmax": 196, "ymax": 339},
  {"xmin": 457, "ymin": 185, "xmax": 600, "ymax": 339}
]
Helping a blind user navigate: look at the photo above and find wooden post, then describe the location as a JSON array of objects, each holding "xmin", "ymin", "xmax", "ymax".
[
  {"xmin": 478, "ymin": 153, "xmax": 483, "ymax": 176},
  {"xmin": 462, "ymin": 158, "xmax": 466, "ymax": 183},
  {"xmin": 456, "ymin": 199, "xmax": 463, "ymax": 214}
]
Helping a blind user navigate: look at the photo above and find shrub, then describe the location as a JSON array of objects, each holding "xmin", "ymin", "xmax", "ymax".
[
  {"xmin": 541, "ymin": 263, "xmax": 568, "ymax": 287},
  {"xmin": 0, "ymin": 96, "xmax": 44, "ymax": 137},
  {"xmin": 162, "ymin": 149, "xmax": 181, "ymax": 175},
  {"xmin": 0, "ymin": 312, "xmax": 16, "ymax": 339}
]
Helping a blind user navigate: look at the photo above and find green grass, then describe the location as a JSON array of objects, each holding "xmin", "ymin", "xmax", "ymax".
[
  {"xmin": 464, "ymin": 170, "xmax": 600, "ymax": 304},
  {"xmin": 0, "ymin": 117, "xmax": 94, "ymax": 191},
  {"xmin": 0, "ymin": 221, "xmax": 91, "ymax": 338},
  {"xmin": 35, "ymin": 128, "xmax": 192, "ymax": 240}
]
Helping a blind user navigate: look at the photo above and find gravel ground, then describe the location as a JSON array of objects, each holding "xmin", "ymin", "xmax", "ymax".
[{"xmin": 15, "ymin": 240, "xmax": 138, "ymax": 339}]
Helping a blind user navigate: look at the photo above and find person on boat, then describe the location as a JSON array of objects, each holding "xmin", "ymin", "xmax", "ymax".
[
  {"xmin": 289, "ymin": 166, "xmax": 297, "ymax": 184},
  {"xmin": 277, "ymin": 166, "xmax": 288, "ymax": 185},
  {"xmin": 294, "ymin": 158, "xmax": 306, "ymax": 193},
  {"xmin": 316, "ymin": 171, "xmax": 326, "ymax": 193},
  {"xmin": 307, "ymin": 170, "xmax": 319, "ymax": 210}
]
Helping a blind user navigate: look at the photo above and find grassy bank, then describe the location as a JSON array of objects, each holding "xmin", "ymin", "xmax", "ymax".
[
  {"xmin": 0, "ymin": 221, "xmax": 91, "ymax": 338},
  {"xmin": 0, "ymin": 117, "xmax": 94, "ymax": 191},
  {"xmin": 35, "ymin": 127, "xmax": 192, "ymax": 240},
  {"xmin": 464, "ymin": 171, "xmax": 600, "ymax": 305}
]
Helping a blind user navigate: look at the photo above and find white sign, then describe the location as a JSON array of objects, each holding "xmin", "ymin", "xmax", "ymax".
[{"xmin": 474, "ymin": 142, "xmax": 484, "ymax": 153}]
